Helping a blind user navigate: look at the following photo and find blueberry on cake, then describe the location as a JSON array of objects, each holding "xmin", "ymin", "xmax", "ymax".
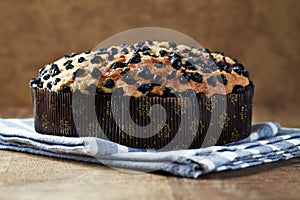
[{"xmin": 30, "ymin": 41, "xmax": 254, "ymax": 149}]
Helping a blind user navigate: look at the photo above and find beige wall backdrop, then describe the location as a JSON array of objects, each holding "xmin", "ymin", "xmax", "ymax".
[{"xmin": 0, "ymin": 0, "xmax": 299, "ymax": 110}]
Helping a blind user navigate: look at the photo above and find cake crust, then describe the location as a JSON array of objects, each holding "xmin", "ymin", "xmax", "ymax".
[{"xmin": 30, "ymin": 41, "xmax": 251, "ymax": 97}]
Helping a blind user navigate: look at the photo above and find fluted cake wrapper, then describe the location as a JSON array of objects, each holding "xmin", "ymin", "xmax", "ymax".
[{"xmin": 32, "ymin": 87, "xmax": 254, "ymax": 149}]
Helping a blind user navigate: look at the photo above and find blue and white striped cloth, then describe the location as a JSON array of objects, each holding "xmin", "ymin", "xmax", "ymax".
[{"xmin": 0, "ymin": 118, "xmax": 299, "ymax": 178}]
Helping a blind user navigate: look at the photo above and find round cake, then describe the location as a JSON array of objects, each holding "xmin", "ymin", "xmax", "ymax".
[{"xmin": 30, "ymin": 40, "xmax": 254, "ymax": 149}]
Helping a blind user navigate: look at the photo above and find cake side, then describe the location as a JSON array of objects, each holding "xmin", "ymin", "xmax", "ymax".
[{"xmin": 32, "ymin": 86, "xmax": 254, "ymax": 148}]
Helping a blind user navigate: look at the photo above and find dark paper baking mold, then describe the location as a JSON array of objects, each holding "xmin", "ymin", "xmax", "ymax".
[{"xmin": 32, "ymin": 87, "xmax": 254, "ymax": 149}]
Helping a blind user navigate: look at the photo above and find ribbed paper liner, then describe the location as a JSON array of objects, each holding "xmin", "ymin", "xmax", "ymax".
[{"xmin": 32, "ymin": 87, "xmax": 253, "ymax": 149}]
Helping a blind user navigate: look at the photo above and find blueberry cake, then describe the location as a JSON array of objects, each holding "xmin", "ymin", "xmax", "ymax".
[{"xmin": 30, "ymin": 40, "xmax": 254, "ymax": 149}]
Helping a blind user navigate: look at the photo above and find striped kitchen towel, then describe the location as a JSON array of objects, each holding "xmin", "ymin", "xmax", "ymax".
[{"xmin": 0, "ymin": 118, "xmax": 299, "ymax": 178}]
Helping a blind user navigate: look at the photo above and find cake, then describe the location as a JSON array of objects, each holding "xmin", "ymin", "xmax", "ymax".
[{"xmin": 30, "ymin": 40, "xmax": 254, "ymax": 149}]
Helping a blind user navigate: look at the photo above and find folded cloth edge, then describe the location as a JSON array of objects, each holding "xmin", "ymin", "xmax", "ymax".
[{"xmin": 0, "ymin": 118, "xmax": 299, "ymax": 179}]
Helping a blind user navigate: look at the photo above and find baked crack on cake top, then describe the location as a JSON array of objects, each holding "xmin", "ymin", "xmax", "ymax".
[{"xmin": 30, "ymin": 41, "xmax": 253, "ymax": 97}]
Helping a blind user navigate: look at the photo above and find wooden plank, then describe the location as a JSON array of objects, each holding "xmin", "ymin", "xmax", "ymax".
[{"xmin": 0, "ymin": 151, "xmax": 175, "ymax": 200}]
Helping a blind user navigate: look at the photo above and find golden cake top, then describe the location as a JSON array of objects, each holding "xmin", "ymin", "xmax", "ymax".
[{"xmin": 30, "ymin": 41, "xmax": 253, "ymax": 97}]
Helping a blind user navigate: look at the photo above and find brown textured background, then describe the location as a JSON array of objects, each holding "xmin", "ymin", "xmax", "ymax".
[{"xmin": 0, "ymin": 0, "xmax": 299, "ymax": 126}]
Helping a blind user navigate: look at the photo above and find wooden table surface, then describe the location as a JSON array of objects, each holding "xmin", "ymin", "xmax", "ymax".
[{"xmin": 0, "ymin": 106, "xmax": 299, "ymax": 200}]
